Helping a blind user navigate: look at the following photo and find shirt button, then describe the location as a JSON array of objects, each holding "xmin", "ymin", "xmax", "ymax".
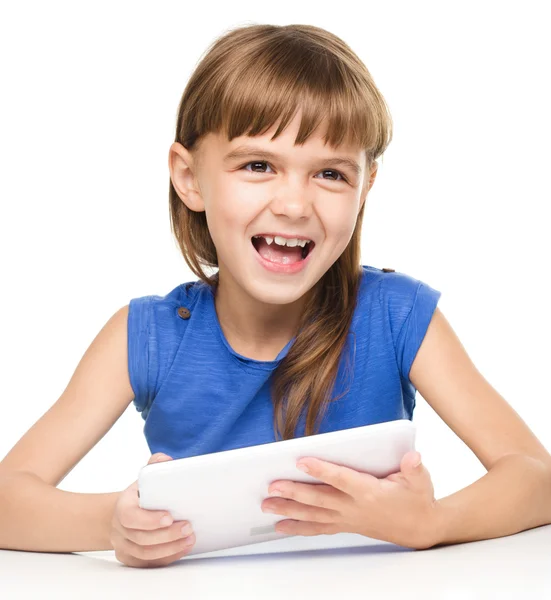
[{"xmin": 177, "ymin": 306, "xmax": 191, "ymax": 319}]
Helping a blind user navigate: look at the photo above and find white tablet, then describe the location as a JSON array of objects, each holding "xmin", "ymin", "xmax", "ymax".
[{"xmin": 138, "ymin": 418, "xmax": 416, "ymax": 557}]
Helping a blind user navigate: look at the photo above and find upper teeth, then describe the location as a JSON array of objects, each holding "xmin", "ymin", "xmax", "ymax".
[{"xmin": 253, "ymin": 235, "xmax": 311, "ymax": 248}]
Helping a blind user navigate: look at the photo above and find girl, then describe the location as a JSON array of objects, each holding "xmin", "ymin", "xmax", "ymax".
[{"xmin": 1, "ymin": 23, "xmax": 550, "ymax": 569}]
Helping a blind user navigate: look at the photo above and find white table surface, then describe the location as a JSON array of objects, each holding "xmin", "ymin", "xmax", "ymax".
[{"xmin": 1, "ymin": 525, "xmax": 550, "ymax": 599}]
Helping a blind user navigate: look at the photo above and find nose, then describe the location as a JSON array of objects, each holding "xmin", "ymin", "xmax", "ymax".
[{"xmin": 269, "ymin": 176, "xmax": 314, "ymax": 220}]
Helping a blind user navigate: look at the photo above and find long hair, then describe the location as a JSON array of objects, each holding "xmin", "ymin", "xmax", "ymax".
[{"xmin": 169, "ymin": 24, "xmax": 393, "ymax": 440}]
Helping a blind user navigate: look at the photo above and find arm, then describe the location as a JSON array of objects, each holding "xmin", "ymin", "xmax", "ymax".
[
  {"xmin": 0, "ymin": 305, "xmax": 136, "ymax": 553},
  {"xmin": 431, "ymin": 453, "xmax": 551, "ymax": 547},
  {"xmin": 409, "ymin": 307, "xmax": 551, "ymax": 547},
  {"xmin": 0, "ymin": 471, "xmax": 120, "ymax": 552}
]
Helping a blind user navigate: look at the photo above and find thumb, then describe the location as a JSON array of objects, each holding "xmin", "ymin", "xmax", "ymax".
[
  {"xmin": 401, "ymin": 451, "xmax": 423, "ymax": 475},
  {"xmin": 148, "ymin": 452, "xmax": 173, "ymax": 465}
]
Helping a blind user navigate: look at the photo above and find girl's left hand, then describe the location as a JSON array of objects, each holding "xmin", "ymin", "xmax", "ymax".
[{"xmin": 261, "ymin": 451, "xmax": 441, "ymax": 550}]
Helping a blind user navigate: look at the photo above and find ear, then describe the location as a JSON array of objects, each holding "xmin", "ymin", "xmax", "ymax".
[
  {"xmin": 168, "ymin": 142, "xmax": 205, "ymax": 212},
  {"xmin": 359, "ymin": 160, "xmax": 378, "ymax": 211},
  {"xmin": 367, "ymin": 160, "xmax": 378, "ymax": 191}
]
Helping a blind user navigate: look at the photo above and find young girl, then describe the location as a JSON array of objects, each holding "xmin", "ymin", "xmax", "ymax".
[{"xmin": 1, "ymin": 23, "xmax": 550, "ymax": 569}]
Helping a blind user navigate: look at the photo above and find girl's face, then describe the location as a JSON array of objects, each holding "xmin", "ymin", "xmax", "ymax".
[{"xmin": 169, "ymin": 110, "xmax": 378, "ymax": 307}]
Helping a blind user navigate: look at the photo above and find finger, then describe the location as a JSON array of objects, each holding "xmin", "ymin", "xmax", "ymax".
[
  {"xmin": 385, "ymin": 472, "xmax": 405, "ymax": 484},
  {"xmin": 119, "ymin": 481, "xmax": 175, "ymax": 531},
  {"xmin": 399, "ymin": 451, "xmax": 422, "ymax": 473},
  {"xmin": 121, "ymin": 518, "xmax": 194, "ymax": 546},
  {"xmin": 120, "ymin": 544, "xmax": 195, "ymax": 569},
  {"xmin": 126, "ymin": 453, "xmax": 174, "ymax": 530},
  {"xmin": 119, "ymin": 544, "xmax": 193, "ymax": 570},
  {"xmin": 268, "ymin": 482, "xmax": 348, "ymax": 512},
  {"xmin": 263, "ymin": 496, "xmax": 340, "ymax": 524},
  {"xmin": 399, "ymin": 452, "xmax": 433, "ymax": 492},
  {"xmin": 148, "ymin": 453, "xmax": 173, "ymax": 465},
  {"xmin": 296, "ymin": 457, "xmax": 378, "ymax": 496},
  {"xmin": 275, "ymin": 519, "xmax": 342, "ymax": 537},
  {"xmin": 121, "ymin": 533, "xmax": 196, "ymax": 565}
]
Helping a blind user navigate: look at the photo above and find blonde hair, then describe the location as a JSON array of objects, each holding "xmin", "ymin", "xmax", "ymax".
[{"xmin": 169, "ymin": 24, "xmax": 393, "ymax": 440}]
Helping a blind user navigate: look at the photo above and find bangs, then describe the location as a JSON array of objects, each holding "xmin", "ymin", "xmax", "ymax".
[{"xmin": 185, "ymin": 28, "xmax": 391, "ymax": 164}]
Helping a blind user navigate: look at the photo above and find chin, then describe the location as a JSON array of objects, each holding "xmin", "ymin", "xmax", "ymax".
[{"xmin": 251, "ymin": 281, "xmax": 314, "ymax": 306}]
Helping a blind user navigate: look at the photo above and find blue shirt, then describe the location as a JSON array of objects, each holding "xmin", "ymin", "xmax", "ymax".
[{"xmin": 127, "ymin": 265, "xmax": 441, "ymax": 458}]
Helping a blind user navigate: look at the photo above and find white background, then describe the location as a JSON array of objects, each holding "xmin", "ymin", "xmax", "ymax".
[{"xmin": 0, "ymin": 1, "xmax": 549, "ymax": 503}]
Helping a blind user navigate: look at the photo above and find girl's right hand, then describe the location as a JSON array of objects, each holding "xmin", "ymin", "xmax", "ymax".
[{"xmin": 109, "ymin": 452, "xmax": 196, "ymax": 568}]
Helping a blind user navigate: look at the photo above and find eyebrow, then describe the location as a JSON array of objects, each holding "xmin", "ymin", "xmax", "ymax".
[{"xmin": 223, "ymin": 144, "xmax": 362, "ymax": 177}]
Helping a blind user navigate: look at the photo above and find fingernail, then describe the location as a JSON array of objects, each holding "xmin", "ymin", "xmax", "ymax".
[
  {"xmin": 413, "ymin": 453, "xmax": 422, "ymax": 467},
  {"xmin": 160, "ymin": 515, "xmax": 173, "ymax": 527},
  {"xmin": 181, "ymin": 523, "xmax": 192, "ymax": 536}
]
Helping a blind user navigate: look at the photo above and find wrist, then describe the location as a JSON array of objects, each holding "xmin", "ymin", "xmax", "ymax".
[
  {"xmin": 416, "ymin": 499, "xmax": 446, "ymax": 550},
  {"xmin": 101, "ymin": 492, "xmax": 121, "ymax": 551}
]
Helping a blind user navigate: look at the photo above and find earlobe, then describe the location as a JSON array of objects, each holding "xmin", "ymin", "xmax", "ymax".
[{"xmin": 168, "ymin": 142, "xmax": 205, "ymax": 212}]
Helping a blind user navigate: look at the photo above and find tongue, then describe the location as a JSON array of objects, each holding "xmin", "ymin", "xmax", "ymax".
[{"xmin": 255, "ymin": 238, "xmax": 303, "ymax": 264}]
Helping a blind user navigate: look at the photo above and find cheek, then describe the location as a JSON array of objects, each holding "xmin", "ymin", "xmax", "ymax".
[
  {"xmin": 320, "ymin": 203, "xmax": 358, "ymax": 237},
  {"xmin": 316, "ymin": 202, "xmax": 360, "ymax": 257},
  {"xmin": 215, "ymin": 177, "xmax": 265, "ymax": 222},
  {"xmin": 204, "ymin": 180, "xmax": 258, "ymax": 245}
]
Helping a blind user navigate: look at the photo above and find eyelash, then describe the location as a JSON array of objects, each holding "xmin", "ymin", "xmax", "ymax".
[{"xmin": 239, "ymin": 161, "xmax": 348, "ymax": 183}]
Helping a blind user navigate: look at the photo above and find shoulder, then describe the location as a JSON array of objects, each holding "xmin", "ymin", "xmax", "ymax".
[
  {"xmin": 128, "ymin": 279, "xmax": 203, "ymax": 330},
  {"xmin": 127, "ymin": 278, "xmax": 205, "ymax": 366},
  {"xmin": 359, "ymin": 264, "xmax": 442, "ymax": 340},
  {"xmin": 126, "ymin": 278, "xmax": 205, "ymax": 417},
  {"xmin": 359, "ymin": 264, "xmax": 422, "ymax": 304},
  {"xmin": 361, "ymin": 264, "xmax": 439, "ymax": 306},
  {"xmin": 359, "ymin": 265, "xmax": 443, "ymax": 392}
]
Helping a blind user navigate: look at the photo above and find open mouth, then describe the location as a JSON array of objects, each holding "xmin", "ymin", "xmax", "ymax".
[{"xmin": 251, "ymin": 236, "xmax": 315, "ymax": 262}]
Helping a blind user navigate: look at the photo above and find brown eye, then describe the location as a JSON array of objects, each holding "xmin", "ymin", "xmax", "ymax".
[
  {"xmin": 242, "ymin": 161, "xmax": 273, "ymax": 173},
  {"xmin": 317, "ymin": 169, "xmax": 346, "ymax": 182}
]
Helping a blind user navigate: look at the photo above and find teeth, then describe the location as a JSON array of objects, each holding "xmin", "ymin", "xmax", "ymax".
[{"xmin": 253, "ymin": 235, "xmax": 311, "ymax": 248}]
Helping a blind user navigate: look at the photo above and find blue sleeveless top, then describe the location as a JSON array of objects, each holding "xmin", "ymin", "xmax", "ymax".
[{"xmin": 127, "ymin": 265, "xmax": 441, "ymax": 458}]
